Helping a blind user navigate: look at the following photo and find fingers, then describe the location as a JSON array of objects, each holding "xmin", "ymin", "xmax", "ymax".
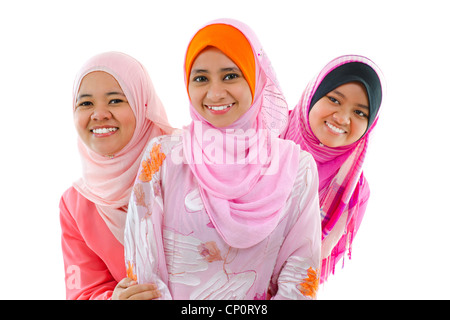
[
  {"xmin": 117, "ymin": 277, "xmax": 135, "ymax": 289},
  {"xmin": 114, "ymin": 277, "xmax": 162, "ymax": 300},
  {"xmin": 122, "ymin": 283, "xmax": 161, "ymax": 300},
  {"xmin": 127, "ymin": 284, "xmax": 162, "ymax": 300}
]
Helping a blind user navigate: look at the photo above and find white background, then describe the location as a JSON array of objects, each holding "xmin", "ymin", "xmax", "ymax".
[{"xmin": 0, "ymin": 0, "xmax": 448, "ymax": 299}]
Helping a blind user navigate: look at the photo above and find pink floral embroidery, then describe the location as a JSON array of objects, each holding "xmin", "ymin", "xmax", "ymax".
[
  {"xmin": 198, "ymin": 241, "xmax": 223, "ymax": 262},
  {"xmin": 153, "ymin": 180, "xmax": 162, "ymax": 198},
  {"xmin": 133, "ymin": 184, "xmax": 146, "ymax": 207}
]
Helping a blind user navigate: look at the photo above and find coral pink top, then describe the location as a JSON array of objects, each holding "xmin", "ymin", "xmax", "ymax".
[
  {"xmin": 60, "ymin": 187, "xmax": 125, "ymax": 299},
  {"xmin": 60, "ymin": 52, "xmax": 173, "ymax": 299}
]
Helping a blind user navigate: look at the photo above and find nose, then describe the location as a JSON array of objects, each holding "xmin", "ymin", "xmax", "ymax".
[
  {"xmin": 332, "ymin": 110, "xmax": 350, "ymax": 125},
  {"xmin": 91, "ymin": 104, "xmax": 112, "ymax": 121},
  {"xmin": 206, "ymin": 81, "xmax": 227, "ymax": 102}
]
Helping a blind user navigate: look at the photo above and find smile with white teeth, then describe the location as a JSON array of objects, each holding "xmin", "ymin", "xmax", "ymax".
[
  {"xmin": 325, "ymin": 121, "xmax": 346, "ymax": 134},
  {"xmin": 206, "ymin": 103, "xmax": 234, "ymax": 111},
  {"xmin": 91, "ymin": 127, "xmax": 118, "ymax": 134}
]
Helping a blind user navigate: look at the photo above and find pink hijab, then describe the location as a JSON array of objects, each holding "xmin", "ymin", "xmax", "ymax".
[
  {"xmin": 282, "ymin": 55, "xmax": 384, "ymax": 281},
  {"xmin": 182, "ymin": 19, "xmax": 301, "ymax": 249},
  {"xmin": 72, "ymin": 52, "xmax": 173, "ymax": 244}
]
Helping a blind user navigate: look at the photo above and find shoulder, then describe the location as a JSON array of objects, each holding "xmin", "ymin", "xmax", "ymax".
[
  {"xmin": 60, "ymin": 186, "xmax": 95, "ymax": 220},
  {"xmin": 279, "ymin": 138, "xmax": 318, "ymax": 178},
  {"xmin": 60, "ymin": 186, "xmax": 83, "ymax": 210},
  {"xmin": 142, "ymin": 132, "xmax": 183, "ymax": 159},
  {"xmin": 137, "ymin": 133, "xmax": 185, "ymax": 183}
]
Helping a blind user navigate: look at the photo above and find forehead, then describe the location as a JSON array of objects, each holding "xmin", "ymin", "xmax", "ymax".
[
  {"xmin": 190, "ymin": 47, "xmax": 239, "ymax": 72},
  {"xmin": 332, "ymin": 82, "xmax": 368, "ymax": 103},
  {"xmin": 78, "ymin": 71, "xmax": 123, "ymax": 94}
]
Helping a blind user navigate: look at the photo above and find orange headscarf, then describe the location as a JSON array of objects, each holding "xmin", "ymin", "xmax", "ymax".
[{"xmin": 184, "ymin": 23, "xmax": 256, "ymax": 100}]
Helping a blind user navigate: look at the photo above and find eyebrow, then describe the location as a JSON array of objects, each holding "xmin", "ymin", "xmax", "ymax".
[
  {"xmin": 106, "ymin": 91, "xmax": 125, "ymax": 97},
  {"xmin": 191, "ymin": 69, "xmax": 209, "ymax": 75},
  {"xmin": 190, "ymin": 67, "xmax": 241, "ymax": 75},
  {"xmin": 332, "ymin": 89, "xmax": 369, "ymax": 110},
  {"xmin": 77, "ymin": 91, "xmax": 125, "ymax": 101},
  {"xmin": 221, "ymin": 67, "xmax": 240, "ymax": 73}
]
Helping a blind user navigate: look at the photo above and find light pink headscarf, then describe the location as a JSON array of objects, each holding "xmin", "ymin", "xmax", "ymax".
[
  {"xmin": 182, "ymin": 19, "xmax": 301, "ymax": 249},
  {"xmin": 72, "ymin": 52, "xmax": 173, "ymax": 244},
  {"xmin": 282, "ymin": 55, "xmax": 384, "ymax": 281}
]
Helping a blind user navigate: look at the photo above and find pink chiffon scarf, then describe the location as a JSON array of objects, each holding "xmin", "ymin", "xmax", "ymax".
[
  {"xmin": 72, "ymin": 52, "xmax": 173, "ymax": 244},
  {"xmin": 282, "ymin": 55, "xmax": 384, "ymax": 279},
  {"xmin": 182, "ymin": 19, "xmax": 301, "ymax": 249}
]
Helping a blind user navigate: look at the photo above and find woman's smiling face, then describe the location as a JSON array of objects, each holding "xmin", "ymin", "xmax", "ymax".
[
  {"xmin": 188, "ymin": 47, "xmax": 253, "ymax": 128},
  {"xmin": 308, "ymin": 81, "xmax": 369, "ymax": 147},
  {"xmin": 74, "ymin": 71, "xmax": 136, "ymax": 157}
]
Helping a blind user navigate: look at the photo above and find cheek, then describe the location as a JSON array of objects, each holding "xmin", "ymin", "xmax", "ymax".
[
  {"xmin": 235, "ymin": 85, "xmax": 253, "ymax": 111},
  {"xmin": 73, "ymin": 111, "xmax": 88, "ymax": 135},
  {"xmin": 308, "ymin": 107, "xmax": 323, "ymax": 132},
  {"xmin": 351, "ymin": 119, "xmax": 368, "ymax": 140},
  {"xmin": 120, "ymin": 110, "xmax": 137, "ymax": 139},
  {"xmin": 187, "ymin": 85, "xmax": 204, "ymax": 110}
]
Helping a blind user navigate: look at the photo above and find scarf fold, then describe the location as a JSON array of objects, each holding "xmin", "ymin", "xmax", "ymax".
[
  {"xmin": 282, "ymin": 55, "xmax": 384, "ymax": 281},
  {"xmin": 72, "ymin": 52, "xmax": 173, "ymax": 244},
  {"xmin": 182, "ymin": 19, "xmax": 300, "ymax": 249}
]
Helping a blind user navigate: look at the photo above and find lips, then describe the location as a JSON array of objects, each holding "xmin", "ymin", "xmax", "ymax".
[
  {"xmin": 90, "ymin": 126, "xmax": 119, "ymax": 136},
  {"xmin": 325, "ymin": 121, "xmax": 346, "ymax": 134},
  {"xmin": 205, "ymin": 103, "xmax": 234, "ymax": 114}
]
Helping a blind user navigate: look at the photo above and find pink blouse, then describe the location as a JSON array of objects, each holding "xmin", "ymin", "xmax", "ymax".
[
  {"xmin": 124, "ymin": 135, "xmax": 322, "ymax": 300},
  {"xmin": 59, "ymin": 187, "xmax": 126, "ymax": 300}
]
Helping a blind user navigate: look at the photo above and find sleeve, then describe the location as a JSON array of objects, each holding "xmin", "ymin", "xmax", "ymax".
[
  {"xmin": 59, "ymin": 194, "xmax": 117, "ymax": 300},
  {"xmin": 124, "ymin": 138, "xmax": 173, "ymax": 299},
  {"xmin": 270, "ymin": 155, "xmax": 322, "ymax": 300}
]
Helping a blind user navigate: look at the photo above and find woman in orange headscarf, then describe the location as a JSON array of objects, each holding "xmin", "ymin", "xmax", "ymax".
[{"xmin": 124, "ymin": 19, "xmax": 321, "ymax": 300}]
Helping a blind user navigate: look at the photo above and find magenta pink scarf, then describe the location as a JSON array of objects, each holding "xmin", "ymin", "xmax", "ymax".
[
  {"xmin": 72, "ymin": 52, "xmax": 173, "ymax": 244},
  {"xmin": 182, "ymin": 19, "xmax": 300, "ymax": 249},
  {"xmin": 282, "ymin": 55, "xmax": 384, "ymax": 280}
]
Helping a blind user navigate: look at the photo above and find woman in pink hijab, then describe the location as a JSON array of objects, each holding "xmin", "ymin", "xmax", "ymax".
[
  {"xmin": 59, "ymin": 52, "xmax": 173, "ymax": 299},
  {"xmin": 282, "ymin": 55, "xmax": 384, "ymax": 282},
  {"xmin": 124, "ymin": 19, "xmax": 321, "ymax": 300}
]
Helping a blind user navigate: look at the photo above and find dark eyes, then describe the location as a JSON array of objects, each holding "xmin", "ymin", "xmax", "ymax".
[
  {"xmin": 109, "ymin": 99, "xmax": 124, "ymax": 104},
  {"xmin": 224, "ymin": 73, "xmax": 239, "ymax": 80},
  {"xmin": 76, "ymin": 99, "xmax": 124, "ymax": 108},
  {"xmin": 328, "ymin": 96, "xmax": 339, "ymax": 104},
  {"xmin": 354, "ymin": 110, "xmax": 368, "ymax": 118},
  {"xmin": 192, "ymin": 75, "xmax": 208, "ymax": 82},
  {"xmin": 192, "ymin": 73, "xmax": 240, "ymax": 82},
  {"xmin": 77, "ymin": 101, "xmax": 93, "ymax": 107},
  {"xmin": 326, "ymin": 96, "xmax": 368, "ymax": 118}
]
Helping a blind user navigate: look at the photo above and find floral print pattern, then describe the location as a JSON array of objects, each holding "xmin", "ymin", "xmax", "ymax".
[
  {"xmin": 126, "ymin": 261, "xmax": 137, "ymax": 282},
  {"xmin": 298, "ymin": 267, "xmax": 319, "ymax": 299},
  {"xmin": 133, "ymin": 184, "xmax": 146, "ymax": 207},
  {"xmin": 198, "ymin": 242, "xmax": 223, "ymax": 263},
  {"xmin": 124, "ymin": 136, "xmax": 321, "ymax": 300},
  {"xmin": 139, "ymin": 143, "xmax": 166, "ymax": 182}
]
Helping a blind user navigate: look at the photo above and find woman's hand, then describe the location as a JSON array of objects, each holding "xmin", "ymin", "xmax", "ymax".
[{"xmin": 112, "ymin": 277, "xmax": 161, "ymax": 300}]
